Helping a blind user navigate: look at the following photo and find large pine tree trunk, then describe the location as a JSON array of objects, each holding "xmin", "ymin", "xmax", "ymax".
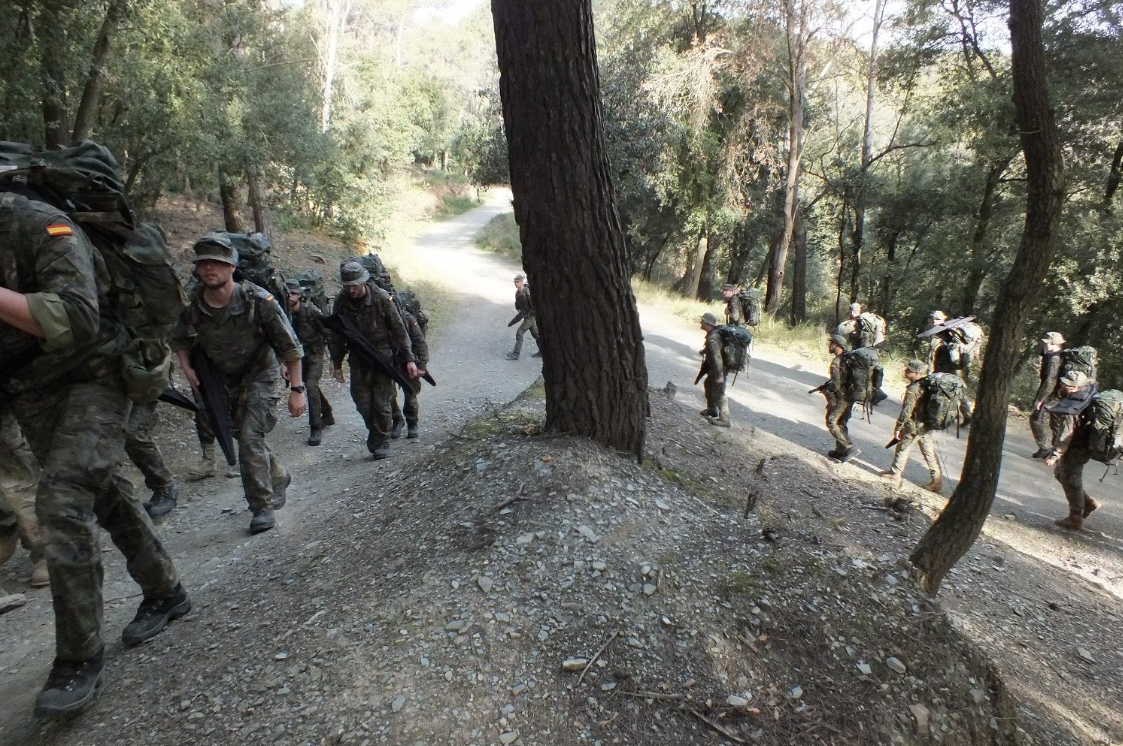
[
  {"xmin": 909, "ymin": 0, "xmax": 1066, "ymax": 593},
  {"xmin": 491, "ymin": 0, "xmax": 649, "ymax": 460}
]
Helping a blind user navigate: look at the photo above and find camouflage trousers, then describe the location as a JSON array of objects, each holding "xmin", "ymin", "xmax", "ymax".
[
  {"xmin": 125, "ymin": 401, "xmax": 174, "ymax": 490},
  {"xmin": 303, "ymin": 351, "xmax": 333, "ymax": 429},
  {"xmin": 512, "ymin": 315, "xmax": 540, "ymax": 355},
  {"xmin": 10, "ymin": 378, "xmax": 179, "ymax": 662},
  {"xmin": 1029, "ymin": 399, "xmax": 1058, "ymax": 451},
  {"xmin": 350, "ymin": 361, "xmax": 395, "ymax": 450},
  {"xmin": 703, "ymin": 372, "xmax": 730, "ymax": 424},
  {"xmin": 824, "ymin": 395, "xmax": 854, "ymax": 451},
  {"xmin": 1054, "ymin": 445, "xmax": 1093, "ymax": 515},
  {"xmin": 390, "ymin": 378, "xmax": 422, "ymax": 427},
  {"xmin": 232, "ymin": 380, "xmax": 286, "ymax": 513},
  {"xmin": 0, "ymin": 403, "xmax": 42, "ymax": 559},
  {"xmin": 889, "ymin": 427, "xmax": 941, "ymax": 481}
]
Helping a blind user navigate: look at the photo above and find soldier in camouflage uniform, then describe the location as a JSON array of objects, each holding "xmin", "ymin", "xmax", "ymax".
[
  {"xmin": 507, "ymin": 273, "xmax": 541, "ymax": 360},
  {"xmin": 721, "ymin": 284, "xmax": 744, "ymax": 326},
  {"xmin": 172, "ymin": 235, "xmax": 306, "ymax": 534},
  {"xmin": 1043, "ymin": 371, "xmax": 1099, "ymax": 530},
  {"xmin": 880, "ymin": 359, "xmax": 943, "ymax": 492},
  {"xmin": 926, "ymin": 309, "xmax": 974, "ymax": 423},
  {"xmin": 390, "ymin": 300, "xmax": 429, "ymax": 440},
  {"xmin": 287, "ymin": 279, "xmax": 335, "ymax": 446},
  {"xmin": 125, "ymin": 400, "xmax": 179, "ymax": 518},
  {"xmin": 698, "ymin": 312, "xmax": 731, "ymax": 427},
  {"xmin": 821, "ymin": 335, "xmax": 861, "ymax": 462},
  {"xmin": 0, "ymin": 403, "xmax": 47, "ymax": 586},
  {"xmin": 330, "ymin": 261, "xmax": 418, "ymax": 460},
  {"xmin": 1030, "ymin": 331, "xmax": 1066, "ymax": 458},
  {"xmin": 0, "ymin": 188, "xmax": 186, "ymax": 718}
]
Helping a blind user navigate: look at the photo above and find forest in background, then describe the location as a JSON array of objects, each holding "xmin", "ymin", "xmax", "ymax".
[{"xmin": 0, "ymin": 0, "xmax": 1119, "ymax": 382}]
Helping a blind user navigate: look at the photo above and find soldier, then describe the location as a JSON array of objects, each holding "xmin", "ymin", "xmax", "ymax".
[
  {"xmin": 390, "ymin": 300, "xmax": 429, "ymax": 440},
  {"xmin": 1030, "ymin": 331, "xmax": 1065, "ymax": 458},
  {"xmin": 125, "ymin": 400, "xmax": 179, "ymax": 517},
  {"xmin": 1043, "ymin": 371, "xmax": 1099, "ymax": 530},
  {"xmin": 506, "ymin": 273, "xmax": 541, "ymax": 360},
  {"xmin": 0, "ymin": 188, "xmax": 187, "ymax": 718},
  {"xmin": 721, "ymin": 284, "xmax": 744, "ymax": 326},
  {"xmin": 172, "ymin": 234, "xmax": 306, "ymax": 534},
  {"xmin": 0, "ymin": 405, "xmax": 47, "ymax": 586},
  {"xmin": 926, "ymin": 309, "xmax": 974, "ymax": 423},
  {"xmin": 880, "ymin": 360, "xmax": 943, "ymax": 492},
  {"xmin": 698, "ymin": 312, "xmax": 731, "ymax": 427},
  {"xmin": 287, "ymin": 279, "xmax": 335, "ymax": 446},
  {"xmin": 820, "ymin": 335, "xmax": 861, "ymax": 462},
  {"xmin": 330, "ymin": 261, "xmax": 418, "ymax": 460}
]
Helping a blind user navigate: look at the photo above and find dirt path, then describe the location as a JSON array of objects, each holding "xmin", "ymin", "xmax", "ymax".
[{"xmin": 1, "ymin": 194, "xmax": 1120, "ymax": 744}]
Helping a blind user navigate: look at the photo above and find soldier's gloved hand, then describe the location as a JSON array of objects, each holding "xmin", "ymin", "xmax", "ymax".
[
  {"xmin": 333, "ymin": 367, "xmax": 345, "ymax": 383},
  {"xmin": 288, "ymin": 390, "xmax": 306, "ymax": 418},
  {"xmin": 406, "ymin": 362, "xmax": 420, "ymax": 379}
]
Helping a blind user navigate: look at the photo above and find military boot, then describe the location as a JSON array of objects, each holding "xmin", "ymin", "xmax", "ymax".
[
  {"xmin": 390, "ymin": 417, "xmax": 405, "ymax": 439},
  {"xmin": 1082, "ymin": 496, "xmax": 1099, "ymax": 518},
  {"xmin": 143, "ymin": 482, "xmax": 177, "ymax": 518},
  {"xmin": 249, "ymin": 508, "xmax": 275, "ymax": 534},
  {"xmin": 308, "ymin": 428, "xmax": 322, "ymax": 446},
  {"xmin": 121, "ymin": 584, "xmax": 191, "ymax": 646},
  {"xmin": 406, "ymin": 421, "xmax": 419, "ymax": 439},
  {"xmin": 879, "ymin": 470, "xmax": 902, "ymax": 489},
  {"xmin": 371, "ymin": 443, "xmax": 391, "ymax": 461},
  {"xmin": 922, "ymin": 477, "xmax": 944, "ymax": 494},
  {"xmin": 1031, "ymin": 448, "xmax": 1050, "ymax": 459},
  {"xmin": 34, "ymin": 648, "xmax": 105, "ymax": 719},
  {"xmin": 185, "ymin": 444, "xmax": 216, "ymax": 482},
  {"xmin": 1054, "ymin": 512, "xmax": 1083, "ymax": 530},
  {"xmin": 506, "ymin": 351, "xmax": 520, "ymax": 361},
  {"xmin": 531, "ymin": 350, "xmax": 543, "ymax": 358},
  {"xmin": 322, "ymin": 412, "xmax": 336, "ymax": 427},
  {"xmin": 29, "ymin": 559, "xmax": 50, "ymax": 588},
  {"xmin": 838, "ymin": 447, "xmax": 862, "ymax": 463},
  {"xmin": 272, "ymin": 471, "xmax": 291, "ymax": 510}
]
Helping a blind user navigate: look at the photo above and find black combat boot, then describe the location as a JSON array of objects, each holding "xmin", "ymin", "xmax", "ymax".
[
  {"xmin": 272, "ymin": 471, "xmax": 291, "ymax": 510},
  {"xmin": 121, "ymin": 584, "xmax": 191, "ymax": 646},
  {"xmin": 308, "ymin": 428, "xmax": 322, "ymax": 446},
  {"xmin": 390, "ymin": 417, "xmax": 405, "ymax": 439},
  {"xmin": 372, "ymin": 443, "xmax": 391, "ymax": 460},
  {"xmin": 34, "ymin": 648, "xmax": 106, "ymax": 719},
  {"xmin": 406, "ymin": 421, "xmax": 419, "ymax": 439},
  {"xmin": 322, "ymin": 412, "xmax": 336, "ymax": 427},
  {"xmin": 531, "ymin": 350, "xmax": 543, "ymax": 358},
  {"xmin": 249, "ymin": 508, "xmax": 275, "ymax": 534},
  {"xmin": 506, "ymin": 352, "xmax": 519, "ymax": 361},
  {"xmin": 143, "ymin": 483, "xmax": 177, "ymax": 518}
]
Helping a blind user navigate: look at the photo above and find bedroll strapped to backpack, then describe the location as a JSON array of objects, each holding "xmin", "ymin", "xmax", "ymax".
[
  {"xmin": 718, "ymin": 324, "xmax": 753, "ymax": 378},
  {"xmin": 1082, "ymin": 389, "xmax": 1123, "ymax": 465},
  {"xmin": 840, "ymin": 347, "xmax": 883, "ymax": 405},
  {"xmin": 0, "ymin": 141, "xmax": 185, "ymax": 404},
  {"xmin": 1060, "ymin": 345, "xmax": 1098, "ymax": 382},
  {"xmin": 857, "ymin": 312, "xmax": 887, "ymax": 348},
  {"xmin": 394, "ymin": 288, "xmax": 428, "ymax": 334},
  {"xmin": 738, "ymin": 288, "xmax": 762, "ymax": 326},
  {"xmin": 294, "ymin": 269, "xmax": 330, "ymax": 314},
  {"xmin": 921, "ymin": 373, "xmax": 967, "ymax": 432}
]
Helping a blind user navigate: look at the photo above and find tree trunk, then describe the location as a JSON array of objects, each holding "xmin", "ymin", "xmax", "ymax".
[
  {"xmin": 684, "ymin": 230, "xmax": 706, "ymax": 299},
  {"xmin": 790, "ymin": 209, "xmax": 807, "ymax": 324},
  {"xmin": 878, "ymin": 230, "xmax": 899, "ymax": 315},
  {"xmin": 492, "ymin": 0, "xmax": 648, "ymax": 460},
  {"xmin": 1104, "ymin": 139, "xmax": 1122, "ymax": 208},
  {"xmin": 219, "ymin": 173, "xmax": 246, "ymax": 233},
  {"xmin": 848, "ymin": 0, "xmax": 884, "ymax": 307},
  {"xmin": 71, "ymin": 0, "xmax": 122, "ymax": 142},
  {"xmin": 697, "ymin": 232, "xmax": 716, "ymax": 301},
  {"xmin": 961, "ymin": 157, "xmax": 1013, "ymax": 313},
  {"xmin": 37, "ymin": 1, "xmax": 71, "ymax": 149},
  {"xmin": 246, "ymin": 165, "xmax": 272, "ymax": 238},
  {"xmin": 909, "ymin": 0, "xmax": 1065, "ymax": 594},
  {"xmin": 320, "ymin": 0, "xmax": 349, "ymax": 133}
]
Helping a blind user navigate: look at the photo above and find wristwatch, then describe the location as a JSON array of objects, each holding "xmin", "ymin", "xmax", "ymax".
[{"xmin": 290, "ymin": 385, "xmax": 306, "ymax": 393}]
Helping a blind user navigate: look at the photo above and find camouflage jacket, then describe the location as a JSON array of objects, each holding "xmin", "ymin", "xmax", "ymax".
[
  {"xmin": 290, "ymin": 301, "xmax": 328, "ymax": 355},
  {"xmin": 401, "ymin": 310, "xmax": 428, "ymax": 369},
  {"xmin": 1047, "ymin": 384, "xmax": 1097, "ymax": 457},
  {"xmin": 724, "ymin": 296, "xmax": 743, "ymax": 326},
  {"xmin": 1034, "ymin": 352, "xmax": 1062, "ymax": 406},
  {"xmin": 702, "ymin": 327, "xmax": 724, "ymax": 378},
  {"xmin": 895, "ymin": 379, "xmax": 925, "ymax": 435},
  {"xmin": 0, "ymin": 193, "xmax": 125, "ymax": 393},
  {"xmin": 515, "ymin": 285, "xmax": 534, "ymax": 315},
  {"xmin": 171, "ymin": 280, "xmax": 302, "ymax": 386},
  {"xmin": 329, "ymin": 281, "xmax": 414, "ymax": 368}
]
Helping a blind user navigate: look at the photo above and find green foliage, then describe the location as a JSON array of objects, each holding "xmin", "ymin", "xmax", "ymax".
[{"xmin": 474, "ymin": 213, "xmax": 522, "ymax": 260}]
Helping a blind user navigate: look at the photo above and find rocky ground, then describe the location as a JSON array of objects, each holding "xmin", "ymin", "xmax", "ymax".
[{"xmin": 1, "ymin": 193, "xmax": 1121, "ymax": 745}]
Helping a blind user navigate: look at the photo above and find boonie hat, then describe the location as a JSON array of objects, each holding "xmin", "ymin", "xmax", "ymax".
[
  {"xmin": 906, "ymin": 359, "xmax": 927, "ymax": 375},
  {"xmin": 514, "ymin": 273, "xmax": 526, "ymax": 282},
  {"xmin": 340, "ymin": 261, "xmax": 370, "ymax": 286},
  {"xmin": 285, "ymin": 279, "xmax": 303, "ymax": 295},
  {"xmin": 1059, "ymin": 371, "xmax": 1089, "ymax": 388},
  {"xmin": 192, "ymin": 233, "xmax": 238, "ymax": 266},
  {"xmin": 721, "ymin": 283, "xmax": 737, "ymax": 291},
  {"xmin": 700, "ymin": 312, "xmax": 719, "ymax": 327},
  {"xmin": 829, "ymin": 334, "xmax": 849, "ymax": 349},
  {"xmin": 1041, "ymin": 331, "xmax": 1066, "ymax": 346}
]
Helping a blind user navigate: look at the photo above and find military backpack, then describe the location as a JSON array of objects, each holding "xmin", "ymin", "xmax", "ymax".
[
  {"xmin": 839, "ymin": 346, "xmax": 883, "ymax": 404},
  {"xmin": 920, "ymin": 373, "xmax": 967, "ymax": 431},
  {"xmin": 718, "ymin": 324, "xmax": 753, "ymax": 374},
  {"xmin": 1081, "ymin": 389, "xmax": 1123, "ymax": 464},
  {"xmin": 946, "ymin": 320, "xmax": 984, "ymax": 370},
  {"xmin": 737, "ymin": 288, "xmax": 762, "ymax": 326},
  {"xmin": 394, "ymin": 288, "xmax": 428, "ymax": 334},
  {"xmin": 1059, "ymin": 345, "xmax": 1098, "ymax": 382},
  {"xmin": 295, "ymin": 269, "xmax": 330, "ymax": 314},
  {"xmin": 857, "ymin": 312, "xmax": 887, "ymax": 348},
  {"xmin": 0, "ymin": 141, "xmax": 185, "ymax": 404}
]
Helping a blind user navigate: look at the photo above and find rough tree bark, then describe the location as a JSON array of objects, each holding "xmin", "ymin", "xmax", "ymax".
[
  {"xmin": 1104, "ymin": 139, "xmax": 1122, "ymax": 209},
  {"xmin": 491, "ymin": 0, "xmax": 649, "ymax": 460},
  {"xmin": 71, "ymin": 0, "xmax": 123, "ymax": 142},
  {"xmin": 790, "ymin": 210, "xmax": 807, "ymax": 323},
  {"xmin": 961, "ymin": 156, "xmax": 1013, "ymax": 313},
  {"xmin": 37, "ymin": 0, "xmax": 71, "ymax": 149},
  {"xmin": 683, "ymin": 230, "xmax": 707, "ymax": 299},
  {"xmin": 909, "ymin": 0, "xmax": 1065, "ymax": 593},
  {"xmin": 219, "ymin": 173, "xmax": 246, "ymax": 234},
  {"xmin": 246, "ymin": 165, "xmax": 273, "ymax": 238}
]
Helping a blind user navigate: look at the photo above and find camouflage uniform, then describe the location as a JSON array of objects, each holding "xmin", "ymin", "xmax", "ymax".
[
  {"xmin": 290, "ymin": 300, "xmax": 334, "ymax": 430},
  {"xmin": 929, "ymin": 332, "xmax": 973, "ymax": 420},
  {"xmin": 701, "ymin": 325, "xmax": 730, "ymax": 426},
  {"xmin": 1030, "ymin": 350, "xmax": 1063, "ymax": 451},
  {"xmin": 0, "ymin": 404, "xmax": 42, "ymax": 561},
  {"xmin": 724, "ymin": 294, "xmax": 744, "ymax": 327},
  {"xmin": 888, "ymin": 379, "xmax": 941, "ymax": 482},
  {"xmin": 824, "ymin": 353, "xmax": 854, "ymax": 452},
  {"xmin": 171, "ymin": 281, "xmax": 303, "ymax": 513},
  {"xmin": 124, "ymin": 401, "xmax": 174, "ymax": 492},
  {"xmin": 1048, "ymin": 384, "xmax": 1097, "ymax": 518},
  {"xmin": 391, "ymin": 309, "xmax": 428, "ymax": 434},
  {"xmin": 329, "ymin": 280, "xmax": 414, "ymax": 451},
  {"xmin": 512, "ymin": 284, "xmax": 539, "ymax": 356},
  {"xmin": 0, "ymin": 193, "xmax": 180, "ymax": 662}
]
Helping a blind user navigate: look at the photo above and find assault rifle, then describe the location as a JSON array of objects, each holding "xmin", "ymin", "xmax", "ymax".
[
  {"xmin": 507, "ymin": 310, "xmax": 529, "ymax": 327},
  {"xmin": 158, "ymin": 387, "xmax": 198, "ymax": 413},
  {"xmin": 808, "ymin": 381, "xmax": 833, "ymax": 395},
  {"xmin": 188, "ymin": 349, "xmax": 238, "ymax": 466},
  {"xmin": 884, "ymin": 436, "xmax": 900, "ymax": 449},
  {"xmin": 323, "ymin": 312, "xmax": 417, "ymax": 390}
]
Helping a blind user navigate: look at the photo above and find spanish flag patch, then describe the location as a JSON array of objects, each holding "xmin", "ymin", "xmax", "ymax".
[{"xmin": 46, "ymin": 224, "xmax": 73, "ymax": 237}]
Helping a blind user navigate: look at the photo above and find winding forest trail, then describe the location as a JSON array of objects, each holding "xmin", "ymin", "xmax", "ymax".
[{"xmin": 0, "ymin": 193, "xmax": 1120, "ymax": 744}]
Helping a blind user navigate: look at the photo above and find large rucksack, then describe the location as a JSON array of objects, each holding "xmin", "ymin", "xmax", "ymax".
[
  {"xmin": 920, "ymin": 373, "xmax": 967, "ymax": 431},
  {"xmin": 857, "ymin": 312, "xmax": 887, "ymax": 348},
  {"xmin": 394, "ymin": 288, "xmax": 428, "ymax": 334},
  {"xmin": 718, "ymin": 324, "xmax": 753, "ymax": 376},
  {"xmin": 738, "ymin": 288, "xmax": 762, "ymax": 326},
  {"xmin": 295, "ymin": 269, "xmax": 330, "ymax": 314},
  {"xmin": 344, "ymin": 253, "xmax": 388, "ymax": 285},
  {"xmin": 946, "ymin": 320, "xmax": 984, "ymax": 370},
  {"xmin": 0, "ymin": 141, "xmax": 185, "ymax": 404},
  {"xmin": 1082, "ymin": 389, "xmax": 1123, "ymax": 464},
  {"xmin": 1060, "ymin": 345, "xmax": 1098, "ymax": 382},
  {"xmin": 840, "ymin": 346, "xmax": 883, "ymax": 404}
]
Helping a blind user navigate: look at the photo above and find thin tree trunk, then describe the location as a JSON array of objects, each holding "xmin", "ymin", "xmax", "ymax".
[
  {"xmin": 697, "ymin": 232, "xmax": 716, "ymax": 301},
  {"xmin": 684, "ymin": 230, "xmax": 707, "ymax": 299},
  {"xmin": 961, "ymin": 157, "xmax": 1013, "ymax": 313},
  {"xmin": 878, "ymin": 230, "xmax": 899, "ymax": 315},
  {"xmin": 38, "ymin": 1, "xmax": 70, "ymax": 149},
  {"xmin": 246, "ymin": 165, "xmax": 272, "ymax": 237},
  {"xmin": 219, "ymin": 173, "xmax": 246, "ymax": 233},
  {"xmin": 492, "ymin": 0, "xmax": 648, "ymax": 460},
  {"xmin": 320, "ymin": 0, "xmax": 348, "ymax": 133},
  {"xmin": 848, "ymin": 0, "xmax": 884, "ymax": 306},
  {"xmin": 909, "ymin": 0, "xmax": 1066, "ymax": 594},
  {"xmin": 790, "ymin": 209, "xmax": 807, "ymax": 323},
  {"xmin": 71, "ymin": 0, "xmax": 122, "ymax": 142},
  {"xmin": 1104, "ymin": 139, "xmax": 1122, "ymax": 208}
]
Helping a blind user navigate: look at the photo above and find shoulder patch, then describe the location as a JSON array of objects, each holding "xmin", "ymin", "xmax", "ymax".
[{"xmin": 46, "ymin": 223, "xmax": 73, "ymax": 237}]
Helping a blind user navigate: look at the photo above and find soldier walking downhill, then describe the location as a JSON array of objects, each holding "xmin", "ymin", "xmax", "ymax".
[
  {"xmin": 0, "ymin": 187, "xmax": 187, "ymax": 718},
  {"xmin": 1043, "ymin": 371, "xmax": 1099, "ymax": 530},
  {"xmin": 1030, "ymin": 331, "xmax": 1066, "ymax": 458},
  {"xmin": 287, "ymin": 279, "xmax": 335, "ymax": 446},
  {"xmin": 698, "ymin": 312, "xmax": 731, "ymax": 427},
  {"xmin": 880, "ymin": 360, "xmax": 943, "ymax": 493},
  {"xmin": 330, "ymin": 261, "xmax": 418, "ymax": 460},
  {"xmin": 172, "ymin": 234, "xmax": 306, "ymax": 534},
  {"xmin": 507, "ymin": 273, "xmax": 541, "ymax": 360}
]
